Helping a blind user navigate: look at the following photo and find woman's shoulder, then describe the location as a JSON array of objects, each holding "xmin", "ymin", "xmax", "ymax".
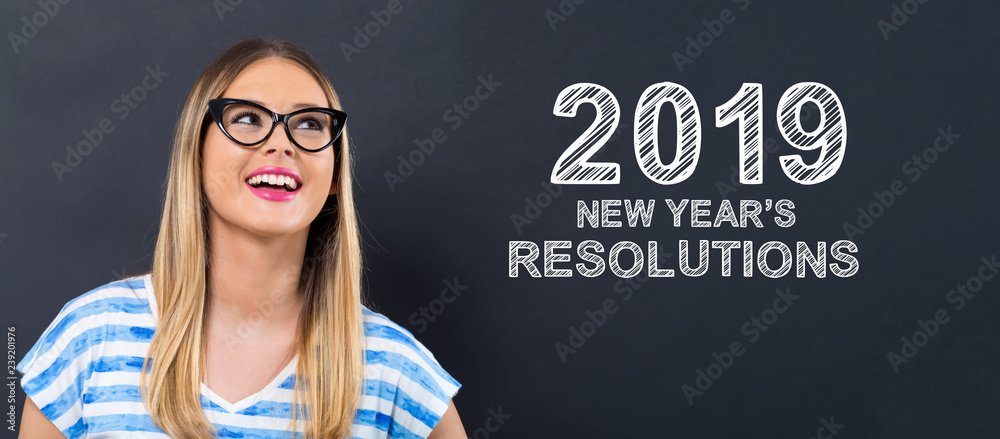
[
  {"xmin": 359, "ymin": 305, "xmax": 461, "ymax": 398},
  {"xmin": 357, "ymin": 306, "xmax": 461, "ymax": 437},
  {"xmin": 37, "ymin": 273, "xmax": 154, "ymax": 335},
  {"xmin": 360, "ymin": 305, "xmax": 444, "ymax": 360},
  {"xmin": 16, "ymin": 273, "xmax": 157, "ymax": 435},
  {"xmin": 19, "ymin": 273, "xmax": 156, "ymax": 372},
  {"xmin": 61, "ymin": 272, "xmax": 154, "ymax": 314},
  {"xmin": 51, "ymin": 272, "xmax": 154, "ymax": 318}
]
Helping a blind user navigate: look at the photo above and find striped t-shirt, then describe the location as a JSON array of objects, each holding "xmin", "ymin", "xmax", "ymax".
[{"xmin": 16, "ymin": 273, "xmax": 461, "ymax": 438}]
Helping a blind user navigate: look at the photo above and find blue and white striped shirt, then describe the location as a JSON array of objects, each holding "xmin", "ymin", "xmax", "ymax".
[{"xmin": 16, "ymin": 273, "xmax": 461, "ymax": 438}]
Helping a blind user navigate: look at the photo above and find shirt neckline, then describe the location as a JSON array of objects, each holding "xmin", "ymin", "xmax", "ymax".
[
  {"xmin": 139, "ymin": 272, "xmax": 298, "ymax": 414},
  {"xmin": 201, "ymin": 354, "xmax": 298, "ymax": 413}
]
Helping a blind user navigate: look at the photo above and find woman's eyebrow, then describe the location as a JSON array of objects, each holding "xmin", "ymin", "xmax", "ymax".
[{"xmin": 244, "ymin": 98, "xmax": 322, "ymax": 110}]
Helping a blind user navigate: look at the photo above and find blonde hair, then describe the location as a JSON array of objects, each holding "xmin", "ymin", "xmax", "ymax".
[{"xmin": 137, "ymin": 36, "xmax": 365, "ymax": 438}]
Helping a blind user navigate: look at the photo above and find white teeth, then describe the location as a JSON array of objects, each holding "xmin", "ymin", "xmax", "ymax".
[{"xmin": 246, "ymin": 173, "xmax": 299, "ymax": 190}]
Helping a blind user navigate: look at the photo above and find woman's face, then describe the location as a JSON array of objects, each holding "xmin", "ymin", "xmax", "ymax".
[{"xmin": 201, "ymin": 57, "xmax": 337, "ymax": 238}]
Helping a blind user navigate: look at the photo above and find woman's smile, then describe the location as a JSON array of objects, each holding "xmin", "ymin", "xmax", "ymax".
[{"xmin": 245, "ymin": 166, "xmax": 303, "ymax": 202}]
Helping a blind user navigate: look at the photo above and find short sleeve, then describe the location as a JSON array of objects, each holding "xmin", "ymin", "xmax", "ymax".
[
  {"xmin": 17, "ymin": 297, "xmax": 102, "ymax": 438},
  {"xmin": 387, "ymin": 334, "xmax": 461, "ymax": 438},
  {"xmin": 361, "ymin": 310, "xmax": 461, "ymax": 438}
]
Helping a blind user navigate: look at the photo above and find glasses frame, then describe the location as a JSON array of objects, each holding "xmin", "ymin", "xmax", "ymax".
[{"xmin": 207, "ymin": 98, "xmax": 348, "ymax": 153}]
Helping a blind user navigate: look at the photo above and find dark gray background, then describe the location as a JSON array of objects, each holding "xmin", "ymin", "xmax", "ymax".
[{"xmin": 2, "ymin": 1, "xmax": 999, "ymax": 437}]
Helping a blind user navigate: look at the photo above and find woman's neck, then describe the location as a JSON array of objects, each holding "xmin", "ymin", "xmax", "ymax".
[{"xmin": 203, "ymin": 215, "xmax": 308, "ymax": 340}]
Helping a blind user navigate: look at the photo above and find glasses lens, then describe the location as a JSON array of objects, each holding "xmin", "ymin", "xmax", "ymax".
[
  {"xmin": 288, "ymin": 111, "xmax": 336, "ymax": 150},
  {"xmin": 221, "ymin": 103, "xmax": 272, "ymax": 145}
]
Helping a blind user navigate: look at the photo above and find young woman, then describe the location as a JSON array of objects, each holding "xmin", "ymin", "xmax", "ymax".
[{"xmin": 17, "ymin": 36, "xmax": 465, "ymax": 438}]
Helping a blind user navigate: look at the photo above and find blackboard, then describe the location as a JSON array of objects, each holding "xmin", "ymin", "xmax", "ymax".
[{"xmin": 2, "ymin": 0, "xmax": 999, "ymax": 437}]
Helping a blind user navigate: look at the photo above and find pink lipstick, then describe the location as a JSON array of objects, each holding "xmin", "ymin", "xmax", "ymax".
[{"xmin": 245, "ymin": 166, "xmax": 303, "ymax": 202}]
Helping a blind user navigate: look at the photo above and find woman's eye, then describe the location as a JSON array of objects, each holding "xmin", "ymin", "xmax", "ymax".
[
  {"xmin": 231, "ymin": 111, "xmax": 261, "ymax": 126},
  {"xmin": 295, "ymin": 118, "xmax": 323, "ymax": 130}
]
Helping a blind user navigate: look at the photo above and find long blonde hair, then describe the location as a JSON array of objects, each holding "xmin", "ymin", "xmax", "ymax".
[{"xmin": 137, "ymin": 36, "xmax": 365, "ymax": 438}]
